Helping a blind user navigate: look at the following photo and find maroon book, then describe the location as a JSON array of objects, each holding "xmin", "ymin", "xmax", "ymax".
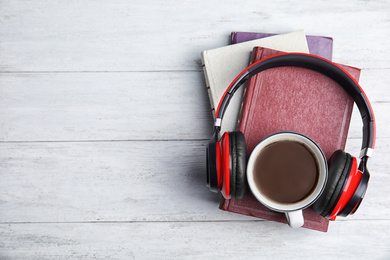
[{"xmin": 220, "ymin": 47, "xmax": 361, "ymax": 232}]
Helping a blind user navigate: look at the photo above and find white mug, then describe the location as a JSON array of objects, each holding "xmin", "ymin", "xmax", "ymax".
[{"xmin": 246, "ymin": 132, "xmax": 328, "ymax": 228}]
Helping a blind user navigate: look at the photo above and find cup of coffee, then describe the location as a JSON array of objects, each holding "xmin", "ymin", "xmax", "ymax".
[{"xmin": 246, "ymin": 131, "xmax": 327, "ymax": 228}]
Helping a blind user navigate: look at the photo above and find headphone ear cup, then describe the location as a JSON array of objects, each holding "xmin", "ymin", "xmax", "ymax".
[
  {"xmin": 228, "ymin": 131, "xmax": 247, "ymax": 199},
  {"xmin": 206, "ymin": 132, "xmax": 219, "ymax": 193},
  {"xmin": 312, "ymin": 150, "xmax": 352, "ymax": 217}
]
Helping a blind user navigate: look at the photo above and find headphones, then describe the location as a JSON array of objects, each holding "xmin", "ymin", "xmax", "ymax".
[{"xmin": 206, "ymin": 53, "xmax": 376, "ymax": 221}]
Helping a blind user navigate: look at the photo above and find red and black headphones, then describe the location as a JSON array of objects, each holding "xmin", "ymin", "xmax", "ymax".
[{"xmin": 206, "ymin": 53, "xmax": 376, "ymax": 220}]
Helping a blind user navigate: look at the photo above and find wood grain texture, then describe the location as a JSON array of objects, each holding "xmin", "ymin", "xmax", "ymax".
[
  {"xmin": 0, "ymin": 0, "xmax": 389, "ymax": 71},
  {"xmin": 0, "ymin": 72, "xmax": 213, "ymax": 141},
  {"xmin": 1, "ymin": 0, "xmax": 390, "ymax": 258},
  {"xmin": 1, "ymin": 221, "xmax": 389, "ymax": 259}
]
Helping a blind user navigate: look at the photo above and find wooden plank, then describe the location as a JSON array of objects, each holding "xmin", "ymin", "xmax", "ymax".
[
  {"xmin": 0, "ymin": 138, "xmax": 388, "ymax": 223},
  {"xmin": 1, "ymin": 221, "xmax": 389, "ymax": 259},
  {"xmin": 0, "ymin": 140, "xmax": 244, "ymax": 223},
  {"xmin": 0, "ymin": 69, "xmax": 388, "ymax": 142},
  {"xmin": 0, "ymin": 0, "xmax": 389, "ymax": 71},
  {"xmin": 0, "ymin": 71, "xmax": 214, "ymax": 142}
]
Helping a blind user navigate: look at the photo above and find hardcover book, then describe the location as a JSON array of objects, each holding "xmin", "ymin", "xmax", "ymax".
[
  {"xmin": 220, "ymin": 46, "xmax": 361, "ymax": 232},
  {"xmin": 231, "ymin": 32, "xmax": 334, "ymax": 131},
  {"xmin": 201, "ymin": 30, "xmax": 309, "ymax": 135},
  {"xmin": 231, "ymin": 31, "xmax": 333, "ymax": 60}
]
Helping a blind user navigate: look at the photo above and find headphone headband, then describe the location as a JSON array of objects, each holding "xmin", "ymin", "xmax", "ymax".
[{"xmin": 214, "ymin": 53, "xmax": 376, "ymax": 158}]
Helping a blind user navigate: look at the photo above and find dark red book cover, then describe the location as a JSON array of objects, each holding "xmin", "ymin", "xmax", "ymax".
[{"xmin": 220, "ymin": 47, "xmax": 361, "ymax": 232}]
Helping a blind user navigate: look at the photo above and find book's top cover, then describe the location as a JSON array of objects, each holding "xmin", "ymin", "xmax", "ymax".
[
  {"xmin": 221, "ymin": 47, "xmax": 360, "ymax": 232},
  {"xmin": 231, "ymin": 31, "xmax": 333, "ymax": 60},
  {"xmin": 201, "ymin": 30, "xmax": 309, "ymax": 135},
  {"xmin": 240, "ymin": 47, "xmax": 359, "ymax": 159}
]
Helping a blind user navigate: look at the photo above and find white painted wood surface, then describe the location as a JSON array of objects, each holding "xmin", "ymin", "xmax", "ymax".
[{"xmin": 1, "ymin": 0, "xmax": 389, "ymax": 259}]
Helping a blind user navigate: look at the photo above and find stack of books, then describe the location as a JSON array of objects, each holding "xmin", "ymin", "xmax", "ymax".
[{"xmin": 200, "ymin": 30, "xmax": 361, "ymax": 232}]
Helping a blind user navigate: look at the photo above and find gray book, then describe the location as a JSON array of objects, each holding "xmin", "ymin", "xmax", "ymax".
[{"xmin": 201, "ymin": 30, "xmax": 309, "ymax": 135}]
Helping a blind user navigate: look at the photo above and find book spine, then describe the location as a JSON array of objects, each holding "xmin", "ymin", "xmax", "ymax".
[
  {"xmin": 238, "ymin": 47, "xmax": 265, "ymax": 135},
  {"xmin": 200, "ymin": 51, "xmax": 215, "ymax": 116},
  {"xmin": 235, "ymin": 47, "xmax": 260, "ymax": 130}
]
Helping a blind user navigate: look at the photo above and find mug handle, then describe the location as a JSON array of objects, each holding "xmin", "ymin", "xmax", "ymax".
[{"xmin": 285, "ymin": 210, "xmax": 304, "ymax": 228}]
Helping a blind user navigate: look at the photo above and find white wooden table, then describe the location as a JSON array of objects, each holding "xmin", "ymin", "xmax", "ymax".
[{"xmin": 1, "ymin": 0, "xmax": 389, "ymax": 258}]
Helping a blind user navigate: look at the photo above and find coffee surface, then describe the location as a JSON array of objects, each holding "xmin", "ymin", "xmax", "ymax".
[{"xmin": 253, "ymin": 140, "xmax": 318, "ymax": 204}]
